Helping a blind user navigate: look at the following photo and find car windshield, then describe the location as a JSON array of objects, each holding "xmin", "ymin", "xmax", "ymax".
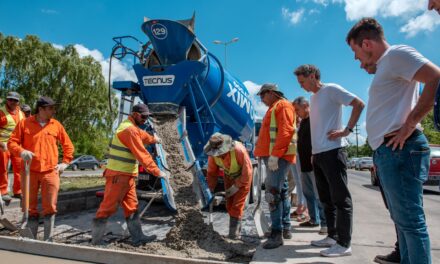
[{"xmin": 430, "ymin": 146, "xmax": 440, "ymax": 158}]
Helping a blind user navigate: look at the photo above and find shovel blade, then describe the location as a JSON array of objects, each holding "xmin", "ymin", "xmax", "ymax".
[
  {"xmin": 0, "ymin": 218, "xmax": 17, "ymax": 232},
  {"xmin": 19, "ymin": 227, "xmax": 34, "ymax": 239}
]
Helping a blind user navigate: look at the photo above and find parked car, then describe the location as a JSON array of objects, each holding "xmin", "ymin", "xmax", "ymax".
[
  {"xmin": 356, "ymin": 157, "xmax": 373, "ymax": 171},
  {"xmin": 348, "ymin": 158, "xmax": 360, "ymax": 169},
  {"xmin": 370, "ymin": 144, "xmax": 440, "ymax": 186},
  {"xmin": 69, "ymin": 155, "xmax": 100, "ymax": 171}
]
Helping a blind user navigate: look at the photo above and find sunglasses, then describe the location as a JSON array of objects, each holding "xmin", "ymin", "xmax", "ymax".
[
  {"xmin": 259, "ymin": 92, "xmax": 268, "ymax": 99},
  {"xmin": 140, "ymin": 113, "xmax": 149, "ymax": 119},
  {"xmin": 7, "ymin": 98, "xmax": 19, "ymax": 102}
]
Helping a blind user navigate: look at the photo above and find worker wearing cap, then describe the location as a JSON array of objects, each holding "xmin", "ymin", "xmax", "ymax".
[
  {"xmin": 0, "ymin": 91, "xmax": 26, "ymax": 202},
  {"xmin": 8, "ymin": 96, "xmax": 74, "ymax": 241},
  {"xmin": 204, "ymin": 132, "xmax": 252, "ymax": 239},
  {"xmin": 91, "ymin": 103, "xmax": 167, "ymax": 246},
  {"xmin": 21, "ymin": 104, "xmax": 32, "ymax": 118},
  {"xmin": 254, "ymin": 83, "xmax": 296, "ymax": 249}
]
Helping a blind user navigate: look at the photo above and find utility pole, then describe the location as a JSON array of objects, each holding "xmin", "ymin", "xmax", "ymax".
[{"xmin": 354, "ymin": 124, "xmax": 360, "ymax": 157}]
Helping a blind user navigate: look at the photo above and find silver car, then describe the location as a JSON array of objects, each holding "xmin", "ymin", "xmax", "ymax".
[{"xmin": 356, "ymin": 157, "xmax": 373, "ymax": 171}]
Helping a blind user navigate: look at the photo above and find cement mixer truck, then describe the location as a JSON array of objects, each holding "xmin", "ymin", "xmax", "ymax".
[{"xmin": 109, "ymin": 15, "xmax": 262, "ymax": 213}]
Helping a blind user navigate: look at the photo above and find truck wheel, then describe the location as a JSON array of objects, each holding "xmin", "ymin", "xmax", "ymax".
[
  {"xmin": 371, "ymin": 170, "xmax": 378, "ymax": 186},
  {"xmin": 92, "ymin": 164, "xmax": 98, "ymax": 170},
  {"xmin": 249, "ymin": 167, "xmax": 259, "ymax": 204}
]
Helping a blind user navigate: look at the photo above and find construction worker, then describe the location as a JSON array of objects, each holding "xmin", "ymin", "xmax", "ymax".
[
  {"xmin": 0, "ymin": 91, "xmax": 26, "ymax": 202},
  {"xmin": 8, "ymin": 96, "xmax": 74, "ymax": 241},
  {"xmin": 91, "ymin": 103, "xmax": 167, "ymax": 246},
  {"xmin": 254, "ymin": 83, "xmax": 296, "ymax": 249},
  {"xmin": 21, "ymin": 104, "xmax": 32, "ymax": 118},
  {"xmin": 204, "ymin": 132, "xmax": 252, "ymax": 239}
]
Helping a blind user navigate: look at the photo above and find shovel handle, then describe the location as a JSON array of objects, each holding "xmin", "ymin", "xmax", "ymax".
[{"xmin": 22, "ymin": 160, "xmax": 32, "ymax": 220}]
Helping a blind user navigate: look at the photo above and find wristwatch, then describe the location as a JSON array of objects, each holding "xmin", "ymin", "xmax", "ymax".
[{"xmin": 346, "ymin": 126, "xmax": 354, "ymax": 133}]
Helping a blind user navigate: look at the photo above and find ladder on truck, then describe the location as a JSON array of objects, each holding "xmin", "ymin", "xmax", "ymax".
[{"xmin": 118, "ymin": 95, "xmax": 136, "ymax": 126}]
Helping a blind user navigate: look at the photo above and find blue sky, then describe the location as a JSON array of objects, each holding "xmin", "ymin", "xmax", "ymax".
[{"xmin": 1, "ymin": 0, "xmax": 439, "ymax": 144}]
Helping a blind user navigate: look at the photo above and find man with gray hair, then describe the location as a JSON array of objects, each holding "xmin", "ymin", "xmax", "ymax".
[
  {"xmin": 292, "ymin": 96, "xmax": 327, "ymax": 234},
  {"xmin": 294, "ymin": 65, "xmax": 364, "ymax": 257}
]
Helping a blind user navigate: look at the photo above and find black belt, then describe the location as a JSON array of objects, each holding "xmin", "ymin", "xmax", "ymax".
[{"xmin": 383, "ymin": 129, "xmax": 422, "ymax": 145}]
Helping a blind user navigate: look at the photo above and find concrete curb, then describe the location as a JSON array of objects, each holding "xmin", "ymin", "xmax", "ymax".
[{"xmin": 0, "ymin": 236, "xmax": 229, "ymax": 264}]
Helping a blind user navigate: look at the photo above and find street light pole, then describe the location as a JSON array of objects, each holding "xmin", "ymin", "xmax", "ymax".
[{"xmin": 213, "ymin": 37, "xmax": 239, "ymax": 68}]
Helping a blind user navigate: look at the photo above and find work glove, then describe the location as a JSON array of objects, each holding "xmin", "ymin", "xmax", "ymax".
[
  {"xmin": 268, "ymin": 156, "xmax": 279, "ymax": 171},
  {"xmin": 154, "ymin": 135, "xmax": 162, "ymax": 144},
  {"xmin": 20, "ymin": 150, "xmax": 34, "ymax": 161},
  {"xmin": 225, "ymin": 185, "xmax": 239, "ymax": 198},
  {"xmin": 56, "ymin": 163, "xmax": 69, "ymax": 174},
  {"xmin": 0, "ymin": 142, "xmax": 7, "ymax": 152}
]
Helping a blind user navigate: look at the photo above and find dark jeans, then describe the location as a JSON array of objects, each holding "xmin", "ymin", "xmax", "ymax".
[{"xmin": 313, "ymin": 147, "xmax": 353, "ymax": 247}]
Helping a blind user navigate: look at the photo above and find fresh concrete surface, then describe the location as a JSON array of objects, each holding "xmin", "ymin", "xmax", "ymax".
[{"xmin": 251, "ymin": 170, "xmax": 440, "ymax": 263}]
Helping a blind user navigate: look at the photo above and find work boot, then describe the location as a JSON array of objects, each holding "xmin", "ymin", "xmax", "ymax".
[
  {"xmin": 374, "ymin": 250, "xmax": 401, "ymax": 264},
  {"xmin": 228, "ymin": 217, "xmax": 241, "ymax": 239},
  {"xmin": 43, "ymin": 214, "xmax": 55, "ymax": 241},
  {"xmin": 126, "ymin": 211, "xmax": 156, "ymax": 246},
  {"xmin": 1, "ymin": 194, "xmax": 12, "ymax": 205},
  {"xmin": 28, "ymin": 216, "xmax": 39, "ymax": 239},
  {"xmin": 263, "ymin": 229, "xmax": 283, "ymax": 249},
  {"xmin": 283, "ymin": 228, "xmax": 292, "ymax": 239},
  {"xmin": 91, "ymin": 218, "xmax": 108, "ymax": 245}
]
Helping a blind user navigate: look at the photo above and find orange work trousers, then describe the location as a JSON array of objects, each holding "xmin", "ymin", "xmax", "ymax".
[
  {"xmin": 0, "ymin": 150, "xmax": 22, "ymax": 195},
  {"xmin": 27, "ymin": 169, "xmax": 60, "ymax": 217},
  {"xmin": 224, "ymin": 176, "xmax": 251, "ymax": 219},
  {"xmin": 96, "ymin": 175, "xmax": 138, "ymax": 219}
]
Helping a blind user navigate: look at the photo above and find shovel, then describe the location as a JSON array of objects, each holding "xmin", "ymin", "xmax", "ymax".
[
  {"xmin": 0, "ymin": 192, "xmax": 17, "ymax": 231},
  {"xmin": 19, "ymin": 160, "xmax": 34, "ymax": 238}
]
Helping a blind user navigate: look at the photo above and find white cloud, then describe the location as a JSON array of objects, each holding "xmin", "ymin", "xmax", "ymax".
[
  {"xmin": 282, "ymin": 7, "xmax": 306, "ymax": 25},
  {"xmin": 243, "ymin": 81, "xmax": 268, "ymax": 119},
  {"xmin": 73, "ymin": 44, "xmax": 136, "ymax": 83},
  {"xmin": 347, "ymin": 133, "xmax": 367, "ymax": 146},
  {"xmin": 51, "ymin": 43, "xmax": 136, "ymax": 84},
  {"xmin": 309, "ymin": 8, "xmax": 321, "ymax": 15},
  {"xmin": 400, "ymin": 11, "xmax": 440, "ymax": 37}
]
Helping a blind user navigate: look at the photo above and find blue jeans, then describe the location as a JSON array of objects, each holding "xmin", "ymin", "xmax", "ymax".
[
  {"xmin": 301, "ymin": 171, "xmax": 326, "ymax": 226},
  {"xmin": 264, "ymin": 157, "xmax": 291, "ymax": 231},
  {"xmin": 374, "ymin": 130, "xmax": 431, "ymax": 264},
  {"xmin": 290, "ymin": 162, "xmax": 306, "ymax": 205}
]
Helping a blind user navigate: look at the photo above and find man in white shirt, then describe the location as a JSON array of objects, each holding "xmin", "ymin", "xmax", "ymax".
[
  {"xmin": 347, "ymin": 17, "xmax": 440, "ymax": 264},
  {"xmin": 294, "ymin": 64, "xmax": 364, "ymax": 257}
]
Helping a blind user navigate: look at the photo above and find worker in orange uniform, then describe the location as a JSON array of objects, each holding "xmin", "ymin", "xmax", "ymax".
[
  {"xmin": 8, "ymin": 96, "xmax": 74, "ymax": 241},
  {"xmin": 254, "ymin": 83, "xmax": 296, "ymax": 249},
  {"xmin": 203, "ymin": 132, "xmax": 252, "ymax": 239},
  {"xmin": 21, "ymin": 104, "xmax": 32, "ymax": 118},
  {"xmin": 91, "ymin": 103, "xmax": 167, "ymax": 246},
  {"xmin": 0, "ymin": 92, "xmax": 26, "ymax": 202}
]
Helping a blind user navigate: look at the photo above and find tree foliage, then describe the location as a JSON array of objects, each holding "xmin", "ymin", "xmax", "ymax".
[{"xmin": 0, "ymin": 33, "xmax": 118, "ymax": 159}]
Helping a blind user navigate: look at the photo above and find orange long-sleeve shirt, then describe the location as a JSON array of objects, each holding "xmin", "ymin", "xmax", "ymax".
[
  {"xmin": 8, "ymin": 116, "xmax": 74, "ymax": 172},
  {"xmin": 104, "ymin": 117, "xmax": 160, "ymax": 177},
  {"xmin": 0, "ymin": 106, "xmax": 22, "ymax": 127},
  {"xmin": 206, "ymin": 142, "xmax": 253, "ymax": 191},
  {"xmin": 254, "ymin": 98, "xmax": 296, "ymax": 163}
]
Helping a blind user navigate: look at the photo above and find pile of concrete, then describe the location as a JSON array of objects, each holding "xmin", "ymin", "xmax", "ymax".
[{"xmin": 109, "ymin": 116, "xmax": 256, "ymax": 262}]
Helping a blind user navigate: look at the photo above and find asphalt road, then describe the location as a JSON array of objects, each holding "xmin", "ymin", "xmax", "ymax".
[{"xmin": 252, "ymin": 169, "xmax": 440, "ymax": 263}]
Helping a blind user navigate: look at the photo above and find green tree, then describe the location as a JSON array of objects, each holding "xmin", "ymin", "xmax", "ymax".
[
  {"xmin": 421, "ymin": 111, "xmax": 440, "ymax": 144},
  {"xmin": 0, "ymin": 34, "xmax": 118, "ymax": 159}
]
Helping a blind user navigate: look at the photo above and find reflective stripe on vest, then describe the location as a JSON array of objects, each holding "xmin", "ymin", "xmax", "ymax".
[
  {"xmin": 269, "ymin": 100, "xmax": 297, "ymax": 155},
  {"xmin": 106, "ymin": 119, "xmax": 139, "ymax": 174},
  {"xmin": 0, "ymin": 106, "xmax": 24, "ymax": 143},
  {"xmin": 213, "ymin": 144, "xmax": 242, "ymax": 179}
]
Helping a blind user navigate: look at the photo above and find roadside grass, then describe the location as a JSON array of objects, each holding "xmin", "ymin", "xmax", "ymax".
[{"xmin": 60, "ymin": 176, "xmax": 105, "ymax": 192}]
